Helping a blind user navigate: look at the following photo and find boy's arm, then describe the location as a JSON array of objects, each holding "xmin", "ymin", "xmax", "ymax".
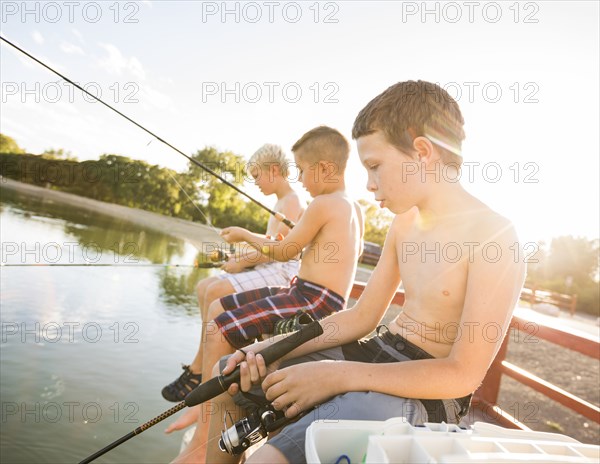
[
  {"xmin": 224, "ymin": 215, "xmax": 404, "ymax": 373},
  {"xmin": 264, "ymin": 221, "xmax": 526, "ymax": 413},
  {"xmin": 221, "ymin": 247, "xmax": 270, "ymax": 273},
  {"xmin": 222, "ymin": 196, "xmax": 304, "ymax": 270},
  {"xmin": 222, "ymin": 196, "xmax": 331, "ymax": 262}
]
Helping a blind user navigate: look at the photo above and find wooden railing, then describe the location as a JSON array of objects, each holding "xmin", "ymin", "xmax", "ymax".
[
  {"xmin": 350, "ymin": 282, "xmax": 600, "ymax": 430},
  {"xmin": 522, "ymin": 284, "xmax": 578, "ymax": 316},
  {"xmin": 472, "ymin": 313, "xmax": 600, "ymax": 430}
]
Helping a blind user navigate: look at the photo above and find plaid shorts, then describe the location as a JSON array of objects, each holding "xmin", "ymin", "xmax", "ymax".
[
  {"xmin": 216, "ymin": 260, "xmax": 299, "ymax": 293},
  {"xmin": 214, "ymin": 277, "xmax": 345, "ymax": 349}
]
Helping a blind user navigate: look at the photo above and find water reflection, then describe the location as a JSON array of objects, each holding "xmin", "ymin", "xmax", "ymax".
[
  {"xmin": 1, "ymin": 184, "xmax": 215, "ymax": 463},
  {"xmin": 1, "ymin": 185, "xmax": 217, "ymax": 314}
]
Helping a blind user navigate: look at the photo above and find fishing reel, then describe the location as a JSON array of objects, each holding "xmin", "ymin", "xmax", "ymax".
[{"xmin": 218, "ymin": 401, "xmax": 289, "ymax": 455}]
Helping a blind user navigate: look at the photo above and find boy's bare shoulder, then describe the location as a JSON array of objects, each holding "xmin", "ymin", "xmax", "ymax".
[
  {"xmin": 281, "ymin": 190, "xmax": 305, "ymax": 209},
  {"xmin": 468, "ymin": 202, "xmax": 518, "ymax": 244},
  {"xmin": 307, "ymin": 192, "xmax": 354, "ymax": 210}
]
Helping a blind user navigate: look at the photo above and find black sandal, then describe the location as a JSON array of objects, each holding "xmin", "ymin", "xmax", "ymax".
[
  {"xmin": 273, "ymin": 310, "xmax": 315, "ymax": 335},
  {"xmin": 161, "ymin": 364, "xmax": 202, "ymax": 402}
]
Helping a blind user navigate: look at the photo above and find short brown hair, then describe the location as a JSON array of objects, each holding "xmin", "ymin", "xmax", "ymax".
[
  {"xmin": 352, "ymin": 81, "xmax": 465, "ymax": 166},
  {"xmin": 291, "ymin": 126, "xmax": 350, "ymax": 172}
]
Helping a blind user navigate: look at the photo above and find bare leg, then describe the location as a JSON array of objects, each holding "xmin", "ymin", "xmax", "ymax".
[
  {"xmin": 173, "ymin": 364, "xmax": 243, "ymax": 464},
  {"xmin": 166, "ymin": 300, "xmax": 233, "ymax": 433},
  {"xmin": 198, "ymin": 277, "xmax": 235, "ymax": 319},
  {"xmin": 200, "ymin": 317, "xmax": 236, "ymax": 391},
  {"xmin": 166, "ymin": 289, "xmax": 235, "ymax": 433},
  {"xmin": 245, "ymin": 444, "xmax": 288, "ymax": 464},
  {"xmin": 189, "ymin": 299, "xmax": 229, "ymax": 373},
  {"xmin": 196, "ymin": 276, "xmax": 218, "ymax": 319},
  {"xmin": 203, "ymin": 279, "xmax": 235, "ymax": 316}
]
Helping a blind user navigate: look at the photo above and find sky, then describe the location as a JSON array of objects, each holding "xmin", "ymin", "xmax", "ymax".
[{"xmin": 1, "ymin": 1, "xmax": 598, "ymax": 246}]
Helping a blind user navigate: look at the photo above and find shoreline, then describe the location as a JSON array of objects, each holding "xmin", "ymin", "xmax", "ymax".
[{"xmin": 0, "ymin": 177, "xmax": 224, "ymax": 250}]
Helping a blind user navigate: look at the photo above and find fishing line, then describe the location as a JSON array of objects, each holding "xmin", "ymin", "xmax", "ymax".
[
  {"xmin": 0, "ymin": 35, "xmax": 295, "ymax": 229},
  {"xmin": 0, "ymin": 263, "xmax": 220, "ymax": 268},
  {"xmin": 147, "ymin": 138, "xmax": 234, "ymax": 259}
]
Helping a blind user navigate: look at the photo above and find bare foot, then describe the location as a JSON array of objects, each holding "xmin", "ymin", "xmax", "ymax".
[{"xmin": 165, "ymin": 405, "xmax": 201, "ymax": 434}]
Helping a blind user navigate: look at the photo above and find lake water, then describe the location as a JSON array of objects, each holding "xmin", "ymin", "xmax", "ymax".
[{"xmin": 0, "ymin": 186, "xmax": 218, "ymax": 463}]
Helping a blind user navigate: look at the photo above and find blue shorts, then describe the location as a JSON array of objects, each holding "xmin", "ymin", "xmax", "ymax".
[{"xmin": 228, "ymin": 326, "xmax": 472, "ymax": 463}]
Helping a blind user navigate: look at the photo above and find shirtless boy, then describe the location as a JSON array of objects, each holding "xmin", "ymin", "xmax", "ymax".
[
  {"xmin": 206, "ymin": 80, "xmax": 526, "ymax": 464},
  {"xmin": 162, "ymin": 144, "xmax": 303, "ymax": 402}
]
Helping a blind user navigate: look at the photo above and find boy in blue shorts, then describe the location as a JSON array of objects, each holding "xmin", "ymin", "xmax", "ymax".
[{"xmin": 193, "ymin": 81, "xmax": 526, "ymax": 464}]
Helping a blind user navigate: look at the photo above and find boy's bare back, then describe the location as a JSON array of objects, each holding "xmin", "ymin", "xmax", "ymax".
[{"xmin": 297, "ymin": 191, "xmax": 363, "ymax": 301}]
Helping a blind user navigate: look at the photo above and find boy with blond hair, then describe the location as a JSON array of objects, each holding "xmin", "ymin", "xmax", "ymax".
[
  {"xmin": 162, "ymin": 143, "xmax": 303, "ymax": 402},
  {"xmin": 195, "ymin": 81, "xmax": 526, "ymax": 464},
  {"xmin": 168, "ymin": 126, "xmax": 364, "ymax": 446}
]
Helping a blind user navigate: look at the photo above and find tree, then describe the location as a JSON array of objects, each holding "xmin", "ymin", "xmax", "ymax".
[
  {"xmin": 526, "ymin": 236, "xmax": 599, "ymax": 316},
  {"xmin": 544, "ymin": 236, "xmax": 598, "ymax": 288},
  {"xmin": 187, "ymin": 147, "xmax": 267, "ymax": 231},
  {"xmin": 41, "ymin": 148, "xmax": 78, "ymax": 161},
  {"xmin": 0, "ymin": 134, "xmax": 25, "ymax": 154}
]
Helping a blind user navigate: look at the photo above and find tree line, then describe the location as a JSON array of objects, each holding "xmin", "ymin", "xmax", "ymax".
[{"xmin": 0, "ymin": 134, "xmax": 270, "ymax": 231}]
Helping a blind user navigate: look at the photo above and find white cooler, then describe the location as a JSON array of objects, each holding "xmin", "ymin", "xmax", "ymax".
[{"xmin": 305, "ymin": 418, "xmax": 600, "ymax": 463}]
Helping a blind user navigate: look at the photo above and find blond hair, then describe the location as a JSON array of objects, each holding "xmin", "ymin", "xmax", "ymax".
[{"xmin": 248, "ymin": 143, "xmax": 289, "ymax": 176}]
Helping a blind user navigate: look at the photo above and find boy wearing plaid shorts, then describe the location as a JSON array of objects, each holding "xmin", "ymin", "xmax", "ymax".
[
  {"xmin": 166, "ymin": 126, "xmax": 364, "ymax": 437},
  {"xmin": 163, "ymin": 144, "xmax": 303, "ymax": 403}
]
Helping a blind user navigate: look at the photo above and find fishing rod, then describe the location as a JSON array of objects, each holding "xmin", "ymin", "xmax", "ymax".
[
  {"xmin": 78, "ymin": 320, "xmax": 324, "ymax": 464},
  {"xmin": 0, "ymin": 35, "xmax": 295, "ymax": 229}
]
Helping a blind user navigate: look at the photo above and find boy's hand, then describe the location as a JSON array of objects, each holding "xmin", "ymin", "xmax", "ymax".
[
  {"xmin": 223, "ymin": 349, "xmax": 281, "ymax": 396},
  {"xmin": 220, "ymin": 256, "xmax": 246, "ymax": 274},
  {"xmin": 220, "ymin": 226, "xmax": 248, "ymax": 243},
  {"xmin": 262, "ymin": 362, "xmax": 338, "ymax": 419}
]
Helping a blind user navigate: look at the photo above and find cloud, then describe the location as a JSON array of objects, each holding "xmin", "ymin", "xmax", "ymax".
[
  {"xmin": 72, "ymin": 29, "xmax": 85, "ymax": 45},
  {"xmin": 139, "ymin": 84, "xmax": 174, "ymax": 111},
  {"xmin": 60, "ymin": 41, "xmax": 84, "ymax": 55},
  {"xmin": 32, "ymin": 31, "xmax": 44, "ymax": 45},
  {"xmin": 96, "ymin": 43, "xmax": 146, "ymax": 81}
]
